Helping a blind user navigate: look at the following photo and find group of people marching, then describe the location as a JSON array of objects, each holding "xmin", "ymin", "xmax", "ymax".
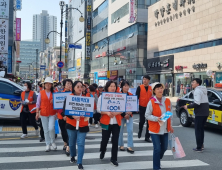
[{"xmin": 20, "ymin": 75, "xmax": 174, "ymax": 170}]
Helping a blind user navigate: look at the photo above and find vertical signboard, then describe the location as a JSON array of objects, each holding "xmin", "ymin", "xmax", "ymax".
[
  {"xmin": 0, "ymin": 0, "xmax": 9, "ymax": 19},
  {"xmin": 0, "ymin": 19, "xmax": 8, "ymax": 53},
  {"xmin": 15, "ymin": 0, "xmax": 22, "ymax": 11},
  {"xmin": 0, "ymin": 54, "xmax": 7, "ymax": 67},
  {"xmin": 7, "ymin": 46, "xmax": 12, "ymax": 73},
  {"xmin": 16, "ymin": 41, "xmax": 20, "ymax": 58},
  {"xmin": 128, "ymin": 0, "xmax": 136, "ymax": 23},
  {"xmin": 65, "ymin": 4, "xmax": 68, "ymax": 69},
  {"xmin": 86, "ymin": 0, "xmax": 91, "ymax": 60},
  {"xmin": 16, "ymin": 18, "xmax": 21, "ymax": 41}
]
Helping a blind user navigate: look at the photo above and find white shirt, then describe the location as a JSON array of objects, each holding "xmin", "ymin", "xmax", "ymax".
[{"xmin": 97, "ymin": 96, "xmax": 117, "ymax": 125}]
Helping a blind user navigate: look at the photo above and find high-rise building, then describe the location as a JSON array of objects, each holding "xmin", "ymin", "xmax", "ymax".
[{"xmin": 32, "ymin": 10, "xmax": 57, "ymax": 51}]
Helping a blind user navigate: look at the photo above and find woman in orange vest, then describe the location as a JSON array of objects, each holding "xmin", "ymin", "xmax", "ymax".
[
  {"xmin": 97, "ymin": 81, "xmax": 122, "ymax": 167},
  {"xmin": 81, "ymin": 84, "xmax": 88, "ymax": 96},
  {"xmin": 118, "ymin": 81, "xmax": 134, "ymax": 154},
  {"xmin": 64, "ymin": 81, "xmax": 89, "ymax": 170},
  {"xmin": 36, "ymin": 77, "xmax": 57, "ymax": 152},
  {"xmin": 145, "ymin": 82, "xmax": 174, "ymax": 170},
  {"xmin": 20, "ymin": 82, "xmax": 39, "ymax": 138}
]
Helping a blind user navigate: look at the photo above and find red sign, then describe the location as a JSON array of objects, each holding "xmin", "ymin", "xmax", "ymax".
[
  {"xmin": 102, "ymin": 52, "xmax": 106, "ymax": 57},
  {"xmin": 115, "ymin": 47, "xmax": 126, "ymax": 52},
  {"xmin": 95, "ymin": 54, "xmax": 101, "ymax": 58},
  {"xmin": 175, "ymin": 66, "xmax": 187, "ymax": 70}
]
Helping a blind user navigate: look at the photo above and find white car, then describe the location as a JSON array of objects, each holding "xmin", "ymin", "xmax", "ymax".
[{"xmin": 0, "ymin": 78, "xmax": 24, "ymax": 119}]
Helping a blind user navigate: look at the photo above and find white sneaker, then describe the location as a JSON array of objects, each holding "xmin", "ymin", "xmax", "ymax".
[
  {"xmin": 35, "ymin": 129, "xmax": 39, "ymax": 136},
  {"xmin": 20, "ymin": 134, "xmax": 28, "ymax": 138},
  {"xmin": 88, "ymin": 124, "xmax": 91, "ymax": 127},
  {"xmin": 45, "ymin": 145, "xmax": 50, "ymax": 152},
  {"xmin": 95, "ymin": 124, "xmax": 99, "ymax": 128},
  {"xmin": 51, "ymin": 143, "xmax": 57, "ymax": 150}
]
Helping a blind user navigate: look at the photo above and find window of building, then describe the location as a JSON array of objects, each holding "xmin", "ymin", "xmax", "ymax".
[
  {"xmin": 112, "ymin": 0, "xmax": 116, "ymax": 3},
  {"xmin": 92, "ymin": 18, "xmax": 108, "ymax": 35},
  {"xmin": 92, "ymin": 0, "xmax": 108, "ymax": 18},
  {"xmin": 111, "ymin": 2, "xmax": 129, "ymax": 24}
]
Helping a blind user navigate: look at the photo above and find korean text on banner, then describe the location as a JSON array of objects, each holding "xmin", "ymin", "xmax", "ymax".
[
  {"xmin": 0, "ymin": 0, "xmax": 9, "ymax": 19},
  {"xmin": 0, "ymin": 19, "xmax": 9, "ymax": 53},
  {"xmin": 126, "ymin": 95, "xmax": 138, "ymax": 112},
  {"xmin": 65, "ymin": 95, "xmax": 94, "ymax": 117},
  {"xmin": 53, "ymin": 92, "xmax": 71, "ymax": 109},
  {"xmin": 16, "ymin": 18, "xmax": 21, "ymax": 41},
  {"xmin": 128, "ymin": 0, "xmax": 135, "ymax": 23},
  {"xmin": 100, "ymin": 92, "xmax": 127, "ymax": 112}
]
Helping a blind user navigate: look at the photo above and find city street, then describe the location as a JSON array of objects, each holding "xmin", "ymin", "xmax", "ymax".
[{"xmin": 0, "ymin": 108, "xmax": 221, "ymax": 170}]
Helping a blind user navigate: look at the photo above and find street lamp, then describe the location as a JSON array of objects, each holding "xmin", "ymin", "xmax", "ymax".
[{"xmin": 45, "ymin": 31, "xmax": 60, "ymax": 45}]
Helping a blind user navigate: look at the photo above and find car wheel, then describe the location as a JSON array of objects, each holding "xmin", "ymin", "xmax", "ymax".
[{"xmin": 180, "ymin": 110, "xmax": 192, "ymax": 127}]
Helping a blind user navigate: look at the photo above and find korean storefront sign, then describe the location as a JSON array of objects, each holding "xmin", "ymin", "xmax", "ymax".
[
  {"xmin": 111, "ymin": 70, "xmax": 118, "ymax": 76},
  {"xmin": 0, "ymin": 19, "xmax": 8, "ymax": 53},
  {"xmin": 16, "ymin": 18, "xmax": 21, "ymax": 41},
  {"xmin": 0, "ymin": 54, "xmax": 7, "ymax": 67},
  {"xmin": 16, "ymin": 0, "xmax": 22, "ymax": 11},
  {"xmin": 0, "ymin": 0, "xmax": 9, "ymax": 19},
  {"xmin": 128, "ymin": 0, "xmax": 136, "ymax": 23},
  {"xmin": 85, "ymin": 0, "xmax": 92, "ymax": 60},
  {"xmin": 98, "ymin": 71, "xmax": 107, "ymax": 77}
]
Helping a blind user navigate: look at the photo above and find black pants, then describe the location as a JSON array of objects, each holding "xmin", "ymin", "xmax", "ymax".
[
  {"xmin": 139, "ymin": 106, "xmax": 150, "ymax": 139},
  {"xmin": 58, "ymin": 119, "xmax": 69, "ymax": 145},
  {"xmin": 36, "ymin": 119, "xmax": 45, "ymax": 139},
  {"xmin": 20, "ymin": 112, "xmax": 38, "ymax": 134},
  {"xmin": 195, "ymin": 116, "xmax": 208, "ymax": 149},
  {"xmin": 100, "ymin": 124, "xmax": 120, "ymax": 161},
  {"xmin": 89, "ymin": 113, "xmax": 100, "ymax": 124}
]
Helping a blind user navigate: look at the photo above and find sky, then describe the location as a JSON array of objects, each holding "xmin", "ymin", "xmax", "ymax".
[{"xmin": 17, "ymin": 0, "xmax": 69, "ymax": 45}]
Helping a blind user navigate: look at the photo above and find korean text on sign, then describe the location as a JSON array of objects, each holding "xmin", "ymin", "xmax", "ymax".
[
  {"xmin": 100, "ymin": 92, "xmax": 127, "ymax": 112},
  {"xmin": 126, "ymin": 95, "xmax": 138, "ymax": 112},
  {"xmin": 53, "ymin": 92, "xmax": 71, "ymax": 109},
  {"xmin": 65, "ymin": 95, "xmax": 94, "ymax": 117}
]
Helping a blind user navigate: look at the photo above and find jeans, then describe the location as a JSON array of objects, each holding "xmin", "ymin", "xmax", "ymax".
[
  {"xmin": 58, "ymin": 119, "xmax": 69, "ymax": 145},
  {"xmin": 67, "ymin": 129, "xmax": 87, "ymax": 164},
  {"xmin": 20, "ymin": 112, "xmax": 38, "ymax": 134},
  {"xmin": 195, "ymin": 116, "xmax": 208, "ymax": 149},
  {"xmin": 118, "ymin": 117, "xmax": 134, "ymax": 148},
  {"xmin": 100, "ymin": 124, "xmax": 120, "ymax": 161},
  {"xmin": 151, "ymin": 133, "xmax": 168, "ymax": 170},
  {"xmin": 139, "ymin": 106, "xmax": 150, "ymax": 139},
  {"xmin": 41, "ymin": 115, "xmax": 56, "ymax": 146}
]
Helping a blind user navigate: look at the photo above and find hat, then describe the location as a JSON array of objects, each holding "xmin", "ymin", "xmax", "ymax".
[
  {"xmin": 151, "ymin": 82, "xmax": 165, "ymax": 91},
  {"xmin": 44, "ymin": 77, "xmax": 53, "ymax": 84},
  {"xmin": 98, "ymin": 86, "xmax": 103, "ymax": 88}
]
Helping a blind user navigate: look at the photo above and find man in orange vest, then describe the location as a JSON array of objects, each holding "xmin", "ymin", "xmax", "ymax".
[{"xmin": 136, "ymin": 75, "xmax": 152, "ymax": 142}]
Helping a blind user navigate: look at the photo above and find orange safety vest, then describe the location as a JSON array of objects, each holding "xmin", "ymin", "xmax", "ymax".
[
  {"xmin": 148, "ymin": 98, "xmax": 171, "ymax": 133},
  {"xmin": 66, "ymin": 93, "xmax": 88, "ymax": 128},
  {"xmin": 116, "ymin": 87, "xmax": 121, "ymax": 93},
  {"xmin": 20, "ymin": 91, "xmax": 36, "ymax": 114},
  {"xmin": 40, "ymin": 90, "xmax": 57, "ymax": 117},
  {"xmin": 139, "ymin": 85, "xmax": 152, "ymax": 107}
]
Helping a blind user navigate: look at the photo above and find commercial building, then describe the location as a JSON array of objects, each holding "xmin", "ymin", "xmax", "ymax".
[
  {"xmin": 147, "ymin": 0, "xmax": 222, "ymax": 96},
  {"xmin": 33, "ymin": 10, "xmax": 57, "ymax": 51},
  {"xmin": 19, "ymin": 40, "xmax": 41, "ymax": 79},
  {"xmin": 91, "ymin": 0, "xmax": 160, "ymax": 87}
]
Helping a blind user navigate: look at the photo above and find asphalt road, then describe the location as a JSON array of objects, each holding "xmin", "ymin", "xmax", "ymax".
[{"xmin": 0, "ymin": 108, "xmax": 221, "ymax": 170}]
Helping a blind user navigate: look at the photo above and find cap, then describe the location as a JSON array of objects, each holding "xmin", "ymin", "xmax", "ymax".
[
  {"xmin": 151, "ymin": 82, "xmax": 165, "ymax": 91},
  {"xmin": 44, "ymin": 77, "xmax": 53, "ymax": 84}
]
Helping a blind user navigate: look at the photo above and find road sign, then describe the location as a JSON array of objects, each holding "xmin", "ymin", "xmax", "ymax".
[
  {"xmin": 16, "ymin": 0, "xmax": 22, "ymax": 10},
  {"xmin": 57, "ymin": 61, "xmax": 64, "ymax": 68},
  {"xmin": 40, "ymin": 65, "xmax": 46, "ymax": 70},
  {"xmin": 69, "ymin": 44, "xmax": 82, "ymax": 49}
]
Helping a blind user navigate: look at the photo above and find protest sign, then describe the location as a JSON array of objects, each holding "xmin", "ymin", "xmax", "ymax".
[
  {"xmin": 101, "ymin": 92, "xmax": 127, "ymax": 112},
  {"xmin": 126, "ymin": 95, "xmax": 138, "ymax": 112},
  {"xmin": 65, "ymin": 95, "xmax": 94, "ymax": 117},
  {"xmin": 53, "ymin": 92, "xmax": 71, "ymax": 109}
]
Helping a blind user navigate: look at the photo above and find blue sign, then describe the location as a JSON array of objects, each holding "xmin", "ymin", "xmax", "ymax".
[
  {"xmin": 69, "ymin": 44, "xmax": 82, "ymax": 49},
  {"xmin": 57, "ymin": 61, "xmax": 64, "ymax": 68},
  {"xmin": 7, "ymin": 46, "xmax": 12, "ymax": 74},
  {"xmin": 94, "ymin": 72, "xmax": 98, "ymax": 84},
  {"xmin": 40, "ymin": 65, "xmax": 46, "ymax": 70},
  {"xmin": 68, "ymin": 67, "xmax": 76, "ymax": 72},
  {"xmin": 16, "ymin": 0, "xmax": 22, "ymax": 10}
]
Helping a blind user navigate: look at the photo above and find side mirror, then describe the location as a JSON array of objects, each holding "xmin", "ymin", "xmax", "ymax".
[
  {"xmin": 213, "ymin": 99, "xmax": 221, "ymax": 105},
  {"xmin": 14, "ymin": 90, "xmax": 22, "ymax": 95}
]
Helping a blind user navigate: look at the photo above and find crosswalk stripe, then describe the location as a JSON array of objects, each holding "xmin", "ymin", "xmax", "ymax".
[
  {"xmin": 23, "ymin": 160, "xmax": 209, "ymax": 170},
  {"xmin": 0, "ymin": 143, "xmax": 153, "ymax": 153},
  {"xmin": 0, "ymin": 150, "xmax": 173, "ymax": 164},
  {"xmin": 87, "ymin": 133, "xmax": 138, "ymax": 136}
]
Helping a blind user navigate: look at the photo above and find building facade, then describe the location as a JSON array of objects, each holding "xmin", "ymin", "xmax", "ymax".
[
  {"xmin": 147, "ymin": 0, "xmax": 222, "ymax": 96},
  {"xmin": 19, "ymin": 40, "xmax": 41, "ymax": 79},
  {"xmin": 33, "ymin": 10, "xmax": 57, "ymax": 52},
  {"xmin": 91, "ymin": 0, "xmax": 160, "ymax": 87}
]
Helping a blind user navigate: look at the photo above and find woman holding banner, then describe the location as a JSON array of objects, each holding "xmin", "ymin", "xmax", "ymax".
[
  {"xmin": 145, "ymin": 82, "xmax": 174, "ymax": 170},
  {"xmin": 64, "ymin": 81, "xmax": 89, "ymax": 170},
  {"xmin": 36, "ymin": 77, "xmax": 57, "ymax": 152},
  {"xmin": 118, "ymin": 81, "xmax": 134, "ymax": 154},
  {"xmin": 97, "ymin": 81, "xmax": 122, "ymax": 167}
]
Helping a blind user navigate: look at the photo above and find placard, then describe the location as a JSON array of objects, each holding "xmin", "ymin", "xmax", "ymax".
[
  {"xmin": 101, "ymin": 92, "xmax": 127, "ymax": 112},
  {"xmin": 53, "ymin": 92, "xmax": 71, "ymax": 109},
  {"xmin": 126, "ymin": 95, "xmax": 138, "ymax": 112},
  {"xmin": 65, "ymin": 95, "xmax": 94, "ymax": 117}
]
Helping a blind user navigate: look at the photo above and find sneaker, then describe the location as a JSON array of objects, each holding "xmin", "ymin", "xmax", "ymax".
[
  {"xmin": 20, "ymin": 134, "xmax": 28, "ymax": 138},
  {"xmin": 110, "ymin": 160, "xmax": 119, "ymax": 167},
  {"xmin": 138, "ymin": 130, "xmax": 142, "ymax": 138},
  {"xmin": 95, "ymin": 124, "xmax": 99, "ymax": 128},
  {"xmin": 35, "ymin": 129, "xmax": 39, "ymax": 136},
  {"xmin": 70, "ymin": 157, "xmax": 76, "ymax": 163},
  {"xmin": 193, "ymin": 148, "xmax": 202, "ymax": 152},
  {"xmin": 145, "ymin": 138, "xmax": 152, "ymax": 143},
  {"xmin": 45, "ymin": 145, "xmax": 50, "ymax": 152},
  {"xmin": 51, "ymin": 143, "xmax": 57, "ymax": 150},
  {"xmin": 89, "ymin": 124, "xmax": 91, "ymax": 127},
  {"xmin": 39, "ymin": 138, "xmax": 45, "ymax": 142},
  {"xmin": 100, "ymin": 151, "xmax": 105, "ymax": 159},
  {"xmin": 78, "ymin": 164, "xmax": 84, "ymax": 170}
]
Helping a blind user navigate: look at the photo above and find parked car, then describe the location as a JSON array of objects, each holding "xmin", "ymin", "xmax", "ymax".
[{"xmin": 176, "ymin": 88, "xmax": 222, "ymax": 128}]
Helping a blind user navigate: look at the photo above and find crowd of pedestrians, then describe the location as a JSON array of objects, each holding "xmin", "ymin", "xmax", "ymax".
[{"xmin": 19, "ymin": 75, "xmax": 207, "ymax": 170}]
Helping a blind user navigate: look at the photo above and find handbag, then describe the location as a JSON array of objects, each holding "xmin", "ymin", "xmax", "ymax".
[
  {"xmin": 170, "ymin": 133, "xmax": 186, "ymax": 159},
  {"xmin": 55, "ymin": 119, "xmax": 60, "ymax": 134}
]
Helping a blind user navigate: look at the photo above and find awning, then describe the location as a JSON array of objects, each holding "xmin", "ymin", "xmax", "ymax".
[{"xmin": 109, "ymin": 76, "xmax": 117, "ymax": 80}]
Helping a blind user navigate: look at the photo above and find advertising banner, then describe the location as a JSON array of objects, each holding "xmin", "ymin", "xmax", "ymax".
[
  {"xmin": 65, "ymin": 95, "xmax": 94, "ymax": 117},
  {"xmin": 77, "ymin": 58, "xmax": 81, "ymax": 67},
  {"xmin": 128, "ymin": 0, "xmax": 136, "ymax": 23},
  {"xmin": 16, "ymin": 18, "xmax": 21, "ymax": 41},
  {"xmin": 0, "ymin": 19, "xmax": 8, "ymax": 53},
  {"xmin": 100, "ymin": 92, "xmax": 127, "ymax": 112},
  {"xmin": 16, "ymin": 41, "xmax": 20, "ymax": 58},
  {"xmin": 0, "ymin": 0, "xmax": 9, "ymax": 19},
  {"xmin": 53, "ymin": 92, "xmax": 72, "ymax": 109},
  {"xmin": 126, "ymin": 95, "xmax": 138, "ymax": 112}
]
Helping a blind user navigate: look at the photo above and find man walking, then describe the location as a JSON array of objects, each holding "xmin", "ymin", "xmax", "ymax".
[
  {"xmin": 184, "ymin": 78, "xmax": 209, "ymax": 152},
  {"xmin": 136, "ymin": 75, "xmax": 152, "ymax": 142}
]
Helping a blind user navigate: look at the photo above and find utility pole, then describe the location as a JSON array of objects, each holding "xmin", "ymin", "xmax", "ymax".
[{"xmin": 36, "ymin": 49, "xmax": 38, "ymax": 90}]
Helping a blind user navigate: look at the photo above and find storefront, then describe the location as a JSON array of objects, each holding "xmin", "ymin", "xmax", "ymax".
[
  {"xmin": 98, "ymin": 71, "xmax": 108, "ymax": 86},
  {"xmin": 146, "ymin": 55, "xmax": 174, "ymax": 97},
  {"xmin": 109, "ymin": 70, "xmax": 118, "ymax": 81}
]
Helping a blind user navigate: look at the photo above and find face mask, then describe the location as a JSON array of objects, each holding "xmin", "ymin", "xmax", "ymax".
[{"xmin": 23, "ymin": 86, "xmax": 27, "ymax": 91}]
